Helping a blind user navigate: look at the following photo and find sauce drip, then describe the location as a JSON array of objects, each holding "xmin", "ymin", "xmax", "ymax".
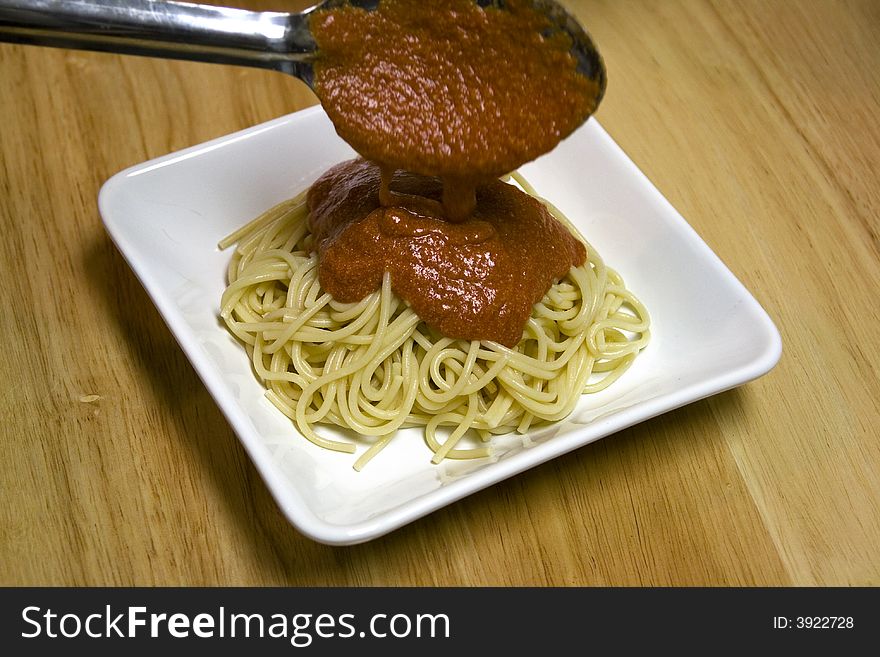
[
  {"xmin": 312, "ymin": 0, "xmax": 598, "ymax": 220},
  {"xmin": 308, "ymin": 159, "xmax": 585, "ymax": 347}
]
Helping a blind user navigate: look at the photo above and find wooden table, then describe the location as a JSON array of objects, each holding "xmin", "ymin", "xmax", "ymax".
[{"xmin": 1, "ymin": 0, "xmax": 878, "ymax": 586}]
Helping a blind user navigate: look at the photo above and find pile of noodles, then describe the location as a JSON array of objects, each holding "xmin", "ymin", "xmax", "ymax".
[{"xmin": 219, "ymin": 174, "xmax": 649, "ymax": 469}]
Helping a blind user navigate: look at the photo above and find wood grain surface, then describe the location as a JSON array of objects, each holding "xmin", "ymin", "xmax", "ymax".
[{"xmin": 1, "ymin": 0, "xmax": 878, "ymax": 586}]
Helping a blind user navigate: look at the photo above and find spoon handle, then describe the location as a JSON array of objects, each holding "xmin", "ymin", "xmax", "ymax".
[{"xmin": 0, "ymin": 0, "xmax": 315, "ymax": 77}]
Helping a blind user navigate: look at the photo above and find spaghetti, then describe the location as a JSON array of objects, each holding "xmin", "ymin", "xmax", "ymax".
[{"xmin": 219, "ymin": 172, "xmax": 649, "ymax": 469}]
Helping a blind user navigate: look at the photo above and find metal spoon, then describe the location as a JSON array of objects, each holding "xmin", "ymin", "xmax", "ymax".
[{"xmin": 0, "ymin": 0, "xmax": 605, "ymax": 104}]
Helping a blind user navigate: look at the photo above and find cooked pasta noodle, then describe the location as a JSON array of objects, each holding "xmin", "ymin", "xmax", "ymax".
[{"xmin": 219, "ymin": 173, "xmax": 649, "ymax": 469}]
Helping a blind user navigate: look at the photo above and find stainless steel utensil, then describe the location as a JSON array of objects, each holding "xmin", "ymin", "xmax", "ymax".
[{"xmin": 0, "ymin": 0, "xmax": 605, "ymax": 102}]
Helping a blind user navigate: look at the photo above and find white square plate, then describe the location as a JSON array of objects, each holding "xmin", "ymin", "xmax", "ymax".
[{"xmin": 99, "ymin": 106, "xmax": 781, "ymax": 545}]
